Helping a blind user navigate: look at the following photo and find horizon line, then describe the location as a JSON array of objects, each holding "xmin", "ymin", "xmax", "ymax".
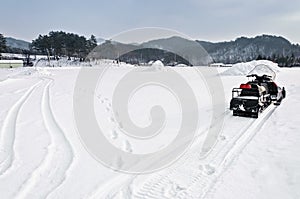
[{"xmin": 3, "ymin": 33, "xmax": 300, "ymax": 45}]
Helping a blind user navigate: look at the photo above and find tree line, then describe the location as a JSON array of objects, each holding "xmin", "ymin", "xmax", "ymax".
[
  {"xmin": 32, "ymin": 31, "xmax": 97, "ymax": 60},
  {"xmin": 0, "ymin": 33, "xmax": 6, "ymax": 58},
  {"xmin": 1, "ymin": 31, "xmax": 98, "ymax": 61},
  {"xmin": 2, "ymin": 31, "xmax": 300, "ymax": 67},
  {"xmin": 256, "ymin": 54, "xmax": 300, "ymax": 67}
]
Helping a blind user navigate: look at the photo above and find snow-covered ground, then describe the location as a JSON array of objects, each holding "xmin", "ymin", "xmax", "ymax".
[
  {"xmin": 1, "ymin": 53, "xmax": 48, "ymax": 60},
  {"xmin": 0, "ymin": 61, "xmax": 299, "ymax": 199}
]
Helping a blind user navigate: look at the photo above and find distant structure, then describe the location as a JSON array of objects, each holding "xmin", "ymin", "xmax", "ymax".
[
  {"xmin": 209, "ymin": 63, "xmax": 232, "ymax": 67},
  {"xmin": 209, "ymin": 63, "xmax": 224, "ymax": 67},
  {"xmin": 0, "ymin": 60, "xmax": 23, "ymax": 68}
]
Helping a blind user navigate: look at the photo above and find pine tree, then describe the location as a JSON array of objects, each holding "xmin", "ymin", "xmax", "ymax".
[
  {"xmin": 256, "ymin": 54, "xmax": 263, "ymax": 60},
  {"xmin": 87, "ymin": 35, "xmax": 98, "ymax": 51},
  {"xmin": 32, "ymin": 31, "xmax": 95, "ymax": 60}
]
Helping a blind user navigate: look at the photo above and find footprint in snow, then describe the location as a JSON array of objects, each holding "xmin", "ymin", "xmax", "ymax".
[
  {"xmin": 199, "ymin": 165, "xmax": 204, "ymax": 171},
  {"xmin": 124, "ymin": 140, "xmax": 132, "ymax": 153},
  {"xmin": 113, "ymin": 156, "xmax": 124, "ymax": 171},
  {"xmin": 174, "ymin": 184, "xmax": 186, "ymax": 192},
  {"xmin": 110, "ymin": 116, "xmax": 115, "ymax": 122},
  {"xmin": 219, "ymin": 135, "xmax": 226, "ymax": 141},
  {"xmin": 164, "ymin": 183, "xmax": 186, "ymax": 198},
  {"xmin": 111, "ymin": 130, "xmax": 118, "ymax": 139},
  {"xmin": 204, "ymin": 164, "xmax": 215, "ymax": 175},
  {"xmin": 119, "ymin": 122, "xmax": 123, "ymax": 129}
]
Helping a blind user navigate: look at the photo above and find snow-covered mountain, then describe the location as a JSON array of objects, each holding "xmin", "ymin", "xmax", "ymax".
[
  {"xmin": 87, "ymin": 40, "xmax": 139, "ymax": 60},
  {"xmin": 197, "ymin": 35, "xmax": 300, "ymax": 63},
  {"xmin": 140, "ymin": 34, "xmax": 300, "ymax": 64},
  {"xmin": 5, "ymin": 34, "xmax": 300, "ymax": 65},
  {"xmin": 96, "ymin": 37, "xmax": 105, "ymax": 45},
  {"xmin": 142, "ymin": 36, "xmax": 212, "ymax": 65},
  {"xmin": 5, "ymin": 37, "xmax": 30, "ymax": 50},
  {"xmin": 91, "ymin": 35, "xmax": 300, "ymax": 65}
]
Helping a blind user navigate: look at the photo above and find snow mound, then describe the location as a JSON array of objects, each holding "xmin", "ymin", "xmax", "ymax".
[
  {"xmin": 152, "ymin": 60, "xmax": 164, "ymax": 67},
  {"xmin": 147, "ymin": 60, "xmax": 165, "ymax": 71},
  {"xmin": 148, "ymin": 60, "xmax": 154, "ymax": 65},
  {"xmin": 222, "ymin": 60, "xmax": 280, "ymax": 76}
]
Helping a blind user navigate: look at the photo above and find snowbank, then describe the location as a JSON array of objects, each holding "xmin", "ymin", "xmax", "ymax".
[
  {"xmin": 147, "ymin": 60, "xmax": 165, "ymax": 71},
  {"xmin": 148, "ymin": 60, "xmax": 154, "ymax": 65},
  {"xmin": 151, "ymin": 60, "xmax": 164, "ymax": 67},
  {"xmin": 222, "ymin": 60, "xmax": 281, "ymax": 76}
]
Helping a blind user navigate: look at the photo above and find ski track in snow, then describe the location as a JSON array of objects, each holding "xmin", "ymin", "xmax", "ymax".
[
  {"xmin": 129, "ymin": 105, "xmax": 276, "ymax": 199},
  {"xmin": 16, "ymin": 79, "xmax": 75, "ymax": 199},
  {"xmin": 0, "ymin": 80, "xmax": 42, "ymax": 176}
]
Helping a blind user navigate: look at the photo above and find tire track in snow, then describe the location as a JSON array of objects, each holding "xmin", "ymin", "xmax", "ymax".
[
  {"xmin": 88, "ymin": 174, "xmax": 134, "ymax": 199},
  {"xmin": 132, "ymin": 106, "xmax": 275, "ymax": 199},
  {"xmin": 169, "ymin": 106, "xmax": 275, "ymax": 199},
  {"xmin": 89, "ymin": 108, "xmax": 255, "ymax": 199},
  {"xmin": 131, "ymin": 111, "xmax": 234, "ymax": 199},
  {"xmin": 16, "ymin": 79, "xmax": 74, "ymax": 199},
  {"xmin": 0, "ymin": 80, "xmax": 42, "ymax": 176},
  {"xmin": 200, "ymin": 105, "xmax": 277, "ymax": 199},
  {"xmin": 89, "ymin": 109, "xmax": 231, "ymax": 198}
]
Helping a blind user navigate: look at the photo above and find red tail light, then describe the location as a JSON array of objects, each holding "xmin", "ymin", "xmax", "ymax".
[{"xmin": 240, "ymin": 84, "xmax": 252, "ymax": 89}]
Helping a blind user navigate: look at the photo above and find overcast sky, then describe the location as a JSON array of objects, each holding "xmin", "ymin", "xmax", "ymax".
[{"xmin": 1, "ymin": 0, "xmax": 300, "ymax": 43}]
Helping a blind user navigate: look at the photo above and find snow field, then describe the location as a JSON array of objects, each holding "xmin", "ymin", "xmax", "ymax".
[{"xmin": 0, "ymin": 61, "xmax": 299, "ymax": 198}]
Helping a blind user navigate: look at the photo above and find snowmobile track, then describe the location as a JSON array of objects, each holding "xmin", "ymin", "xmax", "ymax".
[
  {"xmin": 133, "ymin": 105, "xmax": 276, "ymax": 199},
  {"xmin": 90, "ymin": 109, "xmax": 234, "ymax": 198},
  {"xmin": 200, "ymin": 104, "xmax": 277, "ymax": 198}
]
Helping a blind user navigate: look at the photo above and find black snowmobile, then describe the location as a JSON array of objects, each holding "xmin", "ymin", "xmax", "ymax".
[{"xmin": 230, "ymin": 74, "xmax": 285, "ymax": 118}]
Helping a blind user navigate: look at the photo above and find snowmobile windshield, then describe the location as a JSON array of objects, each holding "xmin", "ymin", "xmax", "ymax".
[{"xmin": 248, "ymin": 64, "xmax": 276, "ymax": 80}]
